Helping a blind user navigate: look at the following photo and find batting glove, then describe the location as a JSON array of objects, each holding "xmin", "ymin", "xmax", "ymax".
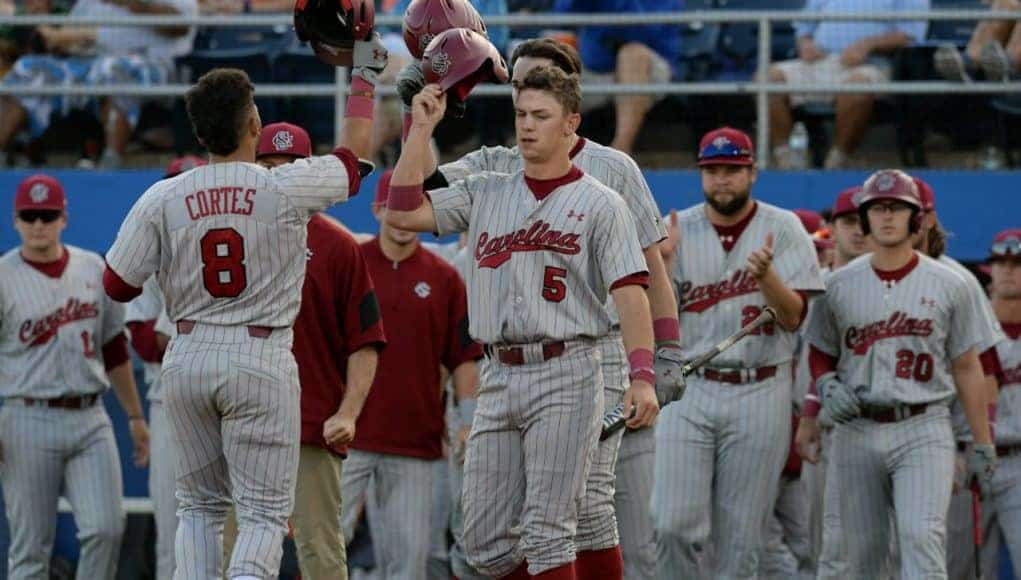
[
  {"xmin": 817, "ymin": 375, "xmax": 861, "ymax": 423},
  {"xmin": 352, "ymin": 31, "xmax": 389, "ymax": 85},
  {"xmin": 967, "ymin": 443, "xmax": 998, "ymax": 499},
  {"xmin": 654, "ymin": 346, "xmax": 686, "ymax": 406},
  {"xmin": 396, "ymin": 61, "xmax": 426, "ymax": 109}
]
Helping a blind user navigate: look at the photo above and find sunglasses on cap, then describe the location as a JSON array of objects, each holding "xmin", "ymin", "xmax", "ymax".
[
  {"xmin": 698, "ymin": 140, "xmax": 752, "ymax": 162},
  {"xmin": 991, "ymin": 235, "xmax": 1021, "ymax": 258},
  {"xmin": 18, "ymin": 209, "xmax": 62, "ymax": 223}
]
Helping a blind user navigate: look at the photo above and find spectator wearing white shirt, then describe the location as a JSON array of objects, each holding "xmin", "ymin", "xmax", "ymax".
[{"xmin": 767, "ymin": 0, "xmax": 929, "ymax": 169}]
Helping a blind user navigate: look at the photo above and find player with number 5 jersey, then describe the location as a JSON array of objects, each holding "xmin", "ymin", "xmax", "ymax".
[
  {"xmin": 807, "ymin": 169, "xmax": 995, "ymax": 578},
  {"xmin": 103, "ymin": 40, "xmax": 386, "ymax": 580},
  {"xmin": 384, "ymin": 67, "xmax": 658, "ymax": 579}
]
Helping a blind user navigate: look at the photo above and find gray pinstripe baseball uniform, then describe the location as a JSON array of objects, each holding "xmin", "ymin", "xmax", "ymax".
[
  {"xmin": 429, "ymin": 167, "xmax": 648, "ymax": 577},
  {"xmin": 0, "ymin": 245, "xmax": 128, "ymax": 580},
  {"xmin": 654, "ymin": 201, "xmax": 824, "ymax": 579},
  {"xmin": 105, "ymin": 152, "xmax": 360, "ymax": 580},
  {"xmin": 439, "ymin": 137, "xmax": 666, "ymax": 566},
  {"xmin": 807, "ymin": 253, "xmax": 986, "ymax": 578},
  {"xmin": 126, "ymin": 280, "xmax": 176, "ymax": 580}
]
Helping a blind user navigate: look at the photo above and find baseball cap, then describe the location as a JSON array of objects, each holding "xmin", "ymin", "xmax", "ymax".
[
  {"xmin": 912, "ymin": 176, "xmax": 935, "ymax": 212},
  {"xmin": 697, "ymin": 127, "xmax": 754, "ymax": 167},
  {"xmin": 14, "ymin": 174, "xmax": 66, "ymax": 211},
  {"xmin": 793, "ymin": 209, "xmax": 822, "ymax": 235},
  {"xmin": 257, "ymin": 122, "xmax": 312, "ymax": 159},
  {"xmin": 374, "ymin": 169, "xmax": 394, "ymax": 206},
  {"xmin": 989, "ymin": 229, "xmax": 1021, "ymax": 261},
  {"xmin": 165, "ymin": 155, "xmax": 207, "ymax": 178},
  {"xmin": 832, "ymin": 186, "xmax": 860, "ymax": 219}
]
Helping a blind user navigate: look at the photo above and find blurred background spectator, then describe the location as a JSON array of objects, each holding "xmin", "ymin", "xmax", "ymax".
[
  {"xmin": 767, "ymin": 0, "xmax": 929, "ymax": 169},
  {"xmin": 935, "ymin": 0, "xmax": 1021, "ymax": 82},
  {"xmin": 553, "ymin": 0, "xmax": 682, "ymax": 155}
]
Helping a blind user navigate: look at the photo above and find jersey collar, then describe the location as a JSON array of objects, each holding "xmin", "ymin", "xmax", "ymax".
[
  {"xmin": 21, "ymin": 246, "xmax": 69, "ymax": 278},
  {"xmin": 872, "ymin": 252, "xmax": 920, "ymax": 284},
  {"xmin": 525, "ymin": 165, "xmax": 584, "ymax": 202},
  {"xmin": 569, "ymin": 137, "xmax": 586, "ymax": 160}
]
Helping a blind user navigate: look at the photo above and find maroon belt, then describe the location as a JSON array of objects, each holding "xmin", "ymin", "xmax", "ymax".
[
  {"xmin": 957, "ymin": 441, "xmax": 1021, "ymax": 457},
  {"xmin": 22, "ymin": 394, "xmax": 99, "ymax": 409},
  {"xmin": 860, "ymin": 403, "xmax": 928, "ymax": 423},
  {"xmin": 701, "ymin": 365, "xmax": 777, "ymax": 385},
  {"xmin": 177, "ymin": 320, "xmax": 273, "ymax": 339},
  {"xmin": 484, "ymin": 341, "xmax": 566, "ymax": 366}
]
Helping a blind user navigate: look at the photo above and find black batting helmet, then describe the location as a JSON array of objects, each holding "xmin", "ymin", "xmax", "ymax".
[{"xmin": 295, "ymin": 0, "xmax": 374, "ymax": 66}]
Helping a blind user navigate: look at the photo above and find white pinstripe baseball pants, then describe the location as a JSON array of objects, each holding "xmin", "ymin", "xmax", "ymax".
[
  {"xmin": 149, "ymin": 399, "xmax": 180, "ymax": 580},
  {"xmin": 161, "ymin": 324, "xmax": 300, "ymax": 580},
  {"xmin": 614, "ymin": 426, "xmax": 656, "ymax": 580}
]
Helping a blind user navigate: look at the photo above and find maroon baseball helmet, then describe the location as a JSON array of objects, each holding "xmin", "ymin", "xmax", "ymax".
[
  {"xmin": 831, "ymin": 186, "xmax": 861, "ymax": 219},
  {"xmin": 856, "ymin": 169, "xmax": 922, "ymax": 211},
  {"xmin": 402, "ymin": 0, "xmax": 487, "ymax": 60},
  {"xmin": 422, "ymin": 28, "xmax": 509, "ymax": 105},
  {"xmin": 295, "ymin": 0, "xmax": 374, "ymax": 66},
  {"xmin": 912, "ymin": 176, "xmax": 935, "ymax": 212}
]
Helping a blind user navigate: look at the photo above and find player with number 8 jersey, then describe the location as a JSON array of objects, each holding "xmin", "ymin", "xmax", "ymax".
[{"xmin": 103, "ymin": 40, "xmax": 386, "ymax": 580}]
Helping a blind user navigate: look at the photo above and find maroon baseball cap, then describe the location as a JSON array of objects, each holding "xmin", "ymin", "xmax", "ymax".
[
  {"xmin": 793, "ymin": 209, "xmax": 822, "ymax": 234},
  {"xmin": 165, "ymin": 155, "xmax": 207, "ymax": 178},
  {"xmin": 989, "ymin": 228, "xmax": 1021, "ymax": 261},
  {"xmin": 14, "ymin": 174, "xmax": 66, "ymax": 211},
  {"xmin": 912, "ymin": 176, "xmax": 935, "ymax": 212},
  {"xmin": 374, "ymin": 169, "xmax": 394, "ymax": 206},
  {"xmin": 257, "ymin": 122, "xmax": 312, "ymax": 159},
  {"xmin": 697, "ymin": 127, "xmax": 754, "ymax": 166},
  {"xmin": 832, "ymin": 186, "xmax": 860, "ymax": 219}
]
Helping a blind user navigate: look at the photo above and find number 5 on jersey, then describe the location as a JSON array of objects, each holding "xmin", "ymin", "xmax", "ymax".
[
  {"xmin": 201, "ymin": 228, "xmax": 247, "ymax": 298},
  {"xmin": 543, "ymin": 266, "xmax": 567, "ymax": 303}
]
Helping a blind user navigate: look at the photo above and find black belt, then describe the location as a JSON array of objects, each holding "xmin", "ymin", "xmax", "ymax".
[
  {"xmin": 484, "ymin": 341, "xmax": 566, "ymax": 366},
  {"xmin": 21, "ymin": 394, "xmax": 99, "ymax": 409},
  {"xmin": 699, "ymin": 365, "xmax": 778, "ymax": 385},
  {"xmin": 860, "ymin": 403, "xmax": 929, "ymax": 423}
]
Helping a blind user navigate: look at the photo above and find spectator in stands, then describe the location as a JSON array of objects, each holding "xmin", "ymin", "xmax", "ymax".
[
  {"xmin": 935, "ymin": 0, "xmax": 1021, "ymax": 82},
  {"xmin": 552, "ymin": 0, "xmax": 681, "ymax": 155},
  {"xmin": 768, "ymin": 0, "xmax": 929, "ymax": 169},
  {"xmin": 0, "ymin": 0, "xmax": 197, "ymax": 168}
]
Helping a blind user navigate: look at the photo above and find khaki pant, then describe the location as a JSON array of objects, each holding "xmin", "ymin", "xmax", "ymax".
[{"xmin": 224, "ymin": 444, "xmax": 347, "ymax": 580}]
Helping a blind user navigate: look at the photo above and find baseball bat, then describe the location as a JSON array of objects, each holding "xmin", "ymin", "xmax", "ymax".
[
  {"xmin": 972, "ymin": 484, "xmax": 983, "ymax": 580},
  {"xmin": 599, "ymin": 306, "xmax": 778, "ymax": 440}
]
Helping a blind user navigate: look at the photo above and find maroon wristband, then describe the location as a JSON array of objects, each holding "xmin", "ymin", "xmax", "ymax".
[
  {"xmin": 654, "ymin": 317, "xmax": 681, "ymax": 347},
  {"xmin": 628, "ymin": 348, "xmax": 655, "ymax": 384},
  {"xmin": 387, "ymin": 183, "xmax": 424, "ymax": 211}
]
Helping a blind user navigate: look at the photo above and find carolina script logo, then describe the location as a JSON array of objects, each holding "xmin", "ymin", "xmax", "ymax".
[
  {"xmin": 474, "ymin": 220, "xmax": 581, "ymax": 269},
  {"xmin": 843, "ymin": 310, "xmax": 934, "ymax": 355},
  {"xmin": 679, "ymin": 269, "xmax": 759, "ymax": 313},
  {"xmin": 19, "ymin": 298, "xmax": 99, "ymax": 347}
]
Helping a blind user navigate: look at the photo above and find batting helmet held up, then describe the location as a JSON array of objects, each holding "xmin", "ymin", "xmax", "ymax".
[
  {"xmin": 295, "ymin": 0, "xmax": 374, "ymax": 66},
  {"xmin": 422, "ymin": 28, "xmax": 508, "ymax": 108},
  {"xmin": 402, "ymin": 0, "xmax": 487, "ymax": 60}
]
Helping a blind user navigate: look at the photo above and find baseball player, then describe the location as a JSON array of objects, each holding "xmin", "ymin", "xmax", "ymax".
[
  {"xmin": 0, "ymin": 174, "xmax": 150, "ymax": 580},
  {"xmin": 335, "ymin": 168, "xmax": 481, "ymax": 579},
  {"xmin": 794, "ymin": 186, "xmax": 866, "ymax": 579},
  {"xmin": 124, "ymin": 156, "xmax": 208, "ymax": 580},
  {"xmin": 806, "ymin": 169, "xmax": 996, "ymax": 578},
  {"xmin": 102, "ymin": 29, "xmax": 387, "ymax": 580},
  {"xmin": 652, "ymin": 127, "xmax": 823, "ymax": 579},
  {"xmin": 385, "ymin": 67, "xmax": 658, "ymax": 579},
  {"xmin": 230, "ymin": 122, "xmax": 385, "ymax": 580},
  {"xmin": 946, "ymin": 229, "xmax": 1021, "ymax": 578},
  {"xmin": 407, "ymin": 37, "xmax": 679, "ymax": 578}
]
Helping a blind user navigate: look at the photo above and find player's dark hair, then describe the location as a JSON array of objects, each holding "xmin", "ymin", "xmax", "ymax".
[
  {"xmin": 185, "ymin": 68, "xmax": 255, "ymax": 156},
  {"xmin": 511, "ymin": 38, "xmax": 583, "ymax": 78},
  {"xmin": 517, "ymin": 65, "xmax": 581, "ymax": 114},
  {"xmin": 923, "ymin": 216, "xmax": 948, "ymax": 258}
]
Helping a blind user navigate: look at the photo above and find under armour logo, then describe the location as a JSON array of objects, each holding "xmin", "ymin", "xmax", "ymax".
[
  {"xmin": 373, "ymin": 48, "xmax": 386, "ymax": 61},
  {"xmin": 567, "ymin": 210, "xmax": 585, "ymax": 222},
  {"xmin": 920, "ymin": 296, "xmax": 936, "ymax": 308},
  {"xmin": 415, "ymin": 281, "xmax": 431, "ymax": 299},
  {"xmin": 305, "ymin": 248, "xmax": 313, "ymax": 261},
  {"xmin": 29, "ymin": 183, "xmax": 49, "ymax": 203},
  {"xmin": 272, "ymin": 130, "xmax": 294, "ymax": 152}
]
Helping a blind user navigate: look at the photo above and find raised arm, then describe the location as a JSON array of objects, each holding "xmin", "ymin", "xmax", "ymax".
[{"xmin": 385, "ymin": 85, "xmax": 448, "ymax": 233}]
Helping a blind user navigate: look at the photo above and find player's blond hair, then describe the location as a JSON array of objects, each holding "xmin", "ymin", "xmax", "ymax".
[{"xmin": 516, "ymin": 65, "xmax": 581, "ymax": 114}]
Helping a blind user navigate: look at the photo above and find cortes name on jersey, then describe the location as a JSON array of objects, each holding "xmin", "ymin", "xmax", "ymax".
[
  {"xmin": 184, "ymin": 187, "xmax": 256, "ymax": 221},
  {"xmin": 474, "ymin": 219, "xmax": 582, "ymax": 269},
  {"xmin": 19, "ymin": 297, "xmax": 100, "ymax": 346},
  {"xmin": 843, "ymin": 310, "xmax": 935, "ymax": 355},
  {"xmin": 679, "ymin": 269, "xmax": 759, "ymax": 313}
]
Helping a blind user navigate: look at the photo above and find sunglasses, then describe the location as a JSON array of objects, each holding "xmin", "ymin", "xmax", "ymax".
[
  {"xmin": 698, "ymin": 141, "xmax": 752, "ymax": 161},
  {"xmin": 991, "ymin": 236, "xmax": 1021, "ymax": 257},
  {"xmin": 18, "ymin": 209, "xmax": 62, "ymax": 223}
]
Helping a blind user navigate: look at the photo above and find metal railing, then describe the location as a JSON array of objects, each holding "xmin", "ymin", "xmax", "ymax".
[{"xmin": 1, "ymin": 10, "xmax": 1019, "ymax": 166}]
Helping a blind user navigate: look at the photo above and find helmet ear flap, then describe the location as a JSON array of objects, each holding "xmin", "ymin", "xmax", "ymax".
[
  {"xmin": 909, "ymin": 208, "xmax": 922, "ymax": 234},
  {"xmin": 858, "ymin": 205, "xmax": 872, "ymax": 236}
]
